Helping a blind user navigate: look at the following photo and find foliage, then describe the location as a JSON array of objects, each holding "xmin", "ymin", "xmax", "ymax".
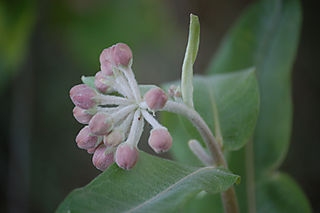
[
  {"xmin": 56, "ymin": 152, "xmax": 239, "ymax": 213},
  {"xmin": 161, "ymin": 0, "xmax": 311, "ymax": 212},
  {"xmin": 57, "ymin": 0, "xmax": 310, "ymax": 212}
]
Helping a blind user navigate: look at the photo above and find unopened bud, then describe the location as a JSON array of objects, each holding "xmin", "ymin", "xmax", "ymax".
[
  {"xmin": 92, "ymin": 144, "xmax": 115, "ymax": 171},
  {"xmin": 76, "ymin": 126, "xmax": 101, "ymax": 150},
  {"xmin": 87, "ymin": 147, "xmax": 96, "ymax": 154},
  {"xmin": 168, "ymin": 85, "xmax": 176, "ymax": 97},
  {"xmin": 144, "ymin": 87, "xmax": 168, "ymax": 110},
  {"xmin": 89, "ymin": 112, "xmax": 113, "ymax": 135},
  {"xmin": 112, "ymin": 43, "xmax": 132, "ymax": 67},
  {"xmin": 70, "ymin": 84, "xmax": 98, "ymax": 109},
  {"xmin": 115, "ymin": 143, "xmax": 139, "ymax": 170},
  {"xmin": 73, "ymin": 106, "xmax": 93, "ymax": 124},
  {"xmin": 168, "ymin": 85, "xmax": 181, "ymax": 98},
  {"xmin": 148, "ymin": 128, "xmax": 172, "ymax": 153},
  {"xmin": 104, "ymin": 130, "xmax": 124, "ymax": 146},
  {"xmin": 95, "ymin": 71, "xmax": 110, "ymax": 93},
  {"xmin": 99, "ymin": 47, "xmax": 113, "ymax": 64},
  {"xmin": 100, "ymin": 60, "xmax": 113, "ymax": 76}
]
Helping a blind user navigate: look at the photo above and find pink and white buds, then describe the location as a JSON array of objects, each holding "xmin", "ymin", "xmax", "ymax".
[
  {"xmin": 104, "ymin": 130, "xmax": 124, "ymax": 146},
  {"xmin": 95, "ymin": 71, "xmax": 110, "ymax": 93},
  {"xmin": 76, "ymin": 126, "xmax": 101, "ymax": 150},
  {"xmin": 92, "ymin": 145, "xmax": 115, "ymax": 171},
  {"xmin": 70, "ymin": 42, "xmax": 174, "ymax": 171},
  {"xmin": 73, "ymin": 106, "xmax": 93, "ymax": 124},
  {"xmin": 144, "ymin": 87, "xmax": 168, "ymax": 110},
  {"xmin": 70, "ymin": 84, "xmax": 98, "ymax": 109},
  {"xmin": 148, "ymin": 128, "xmax": 172, "ymax": 153},
  {"xmin": 115, "ymin": 143, "xmax": 139, "ymax": 170},
  {"xmin": 112, "ymin": 43, "xmax": 132, "ymax": 67},
  {"xmin": 89, "ymin": 112, "xmax": 113, "ymax": 135}
]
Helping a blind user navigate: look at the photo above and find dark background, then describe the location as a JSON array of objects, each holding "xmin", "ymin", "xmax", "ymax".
[{"xmin": 0, "ymin": 0, "xmax": 319, "ymax": 212}]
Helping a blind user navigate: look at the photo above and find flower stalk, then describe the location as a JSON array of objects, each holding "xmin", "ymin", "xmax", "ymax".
[{"xmin": 162, "ymin": 100, "xmax": 239, "ymax": 213}]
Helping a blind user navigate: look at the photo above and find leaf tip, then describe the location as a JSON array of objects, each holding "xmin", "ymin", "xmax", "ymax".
[
  {"xmin": 190, "ymin": 13, "xmax": 199, "ymax": 22},
  {"xmin": 235, "ymin": 176, "xmax": 241, "ymax": 185}
]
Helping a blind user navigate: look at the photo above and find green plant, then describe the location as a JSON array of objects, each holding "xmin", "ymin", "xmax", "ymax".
[{"xmin": 57, "ymin": 0, "xmax": 310, "ymax": 212}]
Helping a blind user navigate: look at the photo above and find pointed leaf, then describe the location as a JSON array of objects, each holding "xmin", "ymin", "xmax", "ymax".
[{"xmin": 56, "ymin": 152, "xmax": 239, "ymax": 213}]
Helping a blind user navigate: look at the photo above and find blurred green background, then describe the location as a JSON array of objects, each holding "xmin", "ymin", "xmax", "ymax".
[{"xmin": 0, "ymin": 0, "xmax": 319, "ymax": 212}]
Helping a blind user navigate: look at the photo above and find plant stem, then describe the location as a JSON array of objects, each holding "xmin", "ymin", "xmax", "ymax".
[
  {"xmin": 188, "ymin": 139, "xmax": 214, "ymax": 166},
  {"xmin": 245, "ymin": 139, "xmax": 256, "ymax": 213},
  {"xmin": 162, "ymin": 101, "xmax": 225, "ymax": 166},
  {"xmin": 162, "ymin": 100, "xmax": 239, "ymax": 213}
]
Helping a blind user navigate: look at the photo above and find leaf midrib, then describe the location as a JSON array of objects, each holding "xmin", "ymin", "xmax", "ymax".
[{"xmin": 125, "ymin": 166, "xmax": 216, "ymax": 213}]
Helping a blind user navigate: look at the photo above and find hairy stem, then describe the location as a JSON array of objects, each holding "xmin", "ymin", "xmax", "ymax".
[
  {"xmin": 188, "ymin": 139, "xmax": 214, "ymax": 166},
  {"xmin": 162, "ymin": 100, "xmax": 239, "ymax": 213}
]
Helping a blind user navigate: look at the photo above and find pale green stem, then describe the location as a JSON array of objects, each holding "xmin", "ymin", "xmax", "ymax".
[
  {"xmin": 246, "ymin": 139, "xmax": 256, "ymax": 213},
  {"xmin": 162, "ymin": 100, "xmax": 239, "ymax": 213},
  {"xmin": 188, "ymin": 139, "xmax": 214, "ymax": 166}
]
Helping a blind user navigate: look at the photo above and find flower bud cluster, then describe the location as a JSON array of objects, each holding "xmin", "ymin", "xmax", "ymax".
[{"xmin": 70, "ymin": 43, "xmax": 173, "ymax": 171}]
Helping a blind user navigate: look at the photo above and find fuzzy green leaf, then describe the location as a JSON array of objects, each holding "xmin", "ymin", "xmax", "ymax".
[{"xmin": 56, "ymin": 152, "xmax": 239, "ymax": 213}]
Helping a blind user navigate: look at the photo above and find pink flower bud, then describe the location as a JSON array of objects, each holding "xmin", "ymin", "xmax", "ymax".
[
  {"xmin": 89, "ymin": 112, "xmax": 112, "ymax": 135},
  {"xmin": 92, "ymin": 145, "xmax": 114, "ymax": 171},
  {"xmin": 70, "ymin": 84, "xmax": 97, "ymax": 109},
  {"xmin": 100, "ymin": 60, "xmax": 113, "ymax": 76},
  {"xmin": 87, "ymin": 147, "xmax": 96, "ymax": 154},
  {"xmin": 115, "ymin": 143, "xmax": 139, "ymax": 170},
  {"xmin": 168, "ymin": 85, "xmax": 176, "ymax": 97},
  {"xmin": 76, "ymin": 126, "xmax": 100, "ymax": 150},
  {"xmin": 94, "ymin": 71, "xmax": 110, "ymax": 93},
  {"xmin": 99, "ymin": 47, "xmax": 113, "ymax": 64},
  {"xmin": 112, "ymin": 43, "xmax": 132, "ymax": 67},
  {"xmin": 144, "ymin": 87, "xmax": 168, "ymax": 110},
  {"xmin": 148, "ymin": 128, "xmax": 172, "ymax": 153},
  {"xmin": 104, "ymin": 130, "xmax": 124, "ymax": 146},
  {"xmin": 73, "ymin": 106, "xmax": 93, "ymax": 124},
  {"xmin": 168, "ymin": 85, "xmax": 181, "ymax": 98}
]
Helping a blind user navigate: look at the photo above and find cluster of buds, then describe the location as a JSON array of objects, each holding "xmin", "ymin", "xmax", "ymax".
[{"xmin": 70, "ymin": 43, "xmax": 172, "ymax": 171}]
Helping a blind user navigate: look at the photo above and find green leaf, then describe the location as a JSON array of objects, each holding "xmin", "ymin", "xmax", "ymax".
[
  {"xmin": 162, "ymin": 0, "xmax": 310, "ymax": 212},
  {"xmin": 56, "ymin": 152, "xmax": 239, "ymax": 213},
  {"xmin": 163, "ymin": 68, "xmax": 259, "ymax": 154},
  {"xmin": 208, "ymin": 0, "xmax": 302, "ymax": 176},
  {"xmin": 178, "ymin": 172, "xmax": 312, "ymax": 213},
  {"xmin": 256, "ymin": 173, "xmax": 311, "ymax": 213},
  {"xmin": 181, "ymin": 14, "xmax": 200, "ymax": 108}
]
